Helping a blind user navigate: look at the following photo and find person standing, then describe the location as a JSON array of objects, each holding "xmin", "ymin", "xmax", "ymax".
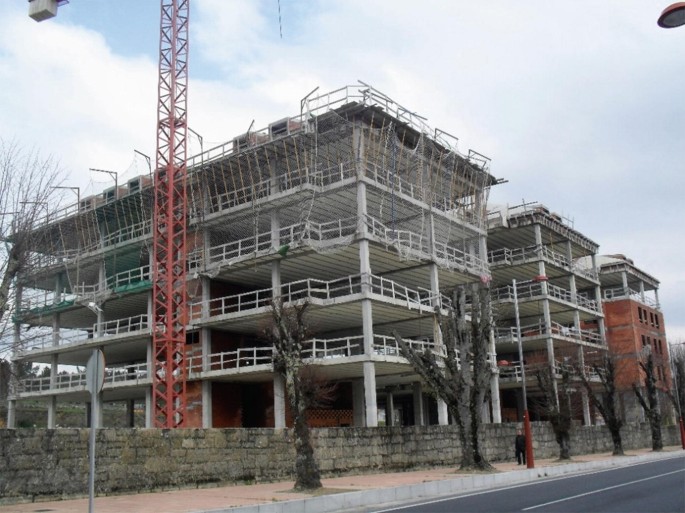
[{"xmin": 515, "ymin": 428, "xmax": 526, "ymax": 465}]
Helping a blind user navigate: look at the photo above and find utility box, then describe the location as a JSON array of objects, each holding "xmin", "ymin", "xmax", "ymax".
[{"xmin": 28, "ymin": 0, "xmax": 59, "ymax": 22}]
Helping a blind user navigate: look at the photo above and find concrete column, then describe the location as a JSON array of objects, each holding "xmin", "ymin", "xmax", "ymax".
[
  {"xmin": 362, "ymin": 362, "xmax": 378, "ymax": 427},
  {"xmin": 581, "ymin": 389, "xmax": 591, "ymax": 426},
  {"xmin": 639, "ymin": 280, "xmax": 646, "ymax": 304},
  {"xmin": 145, "ymin": 388, "xmax": 153, "ymax": 428},
  {"xmin": 200, "ymin": 273, "xmax": 212, "ymax": 428},
  {"xmin": 47, "ymin": 396, "xmax": 57, "ymax": 429},
  {"xmin": 273, "ymin": 374, "xmax": 286, "ymax": 429},
  {"xmin": 489, "ymin": 328, "xmax": 502, "ymax": 423},
  {"xmin": 385, "ymin": 389, "xmax": 395, "ymax": 426},
  {"xmin": 7, "ymin": 400, "xmax": 16, "ymax": 429},
  {"xmin": 270, "ymin": 209, "xmax": 286, "ymax": 429},
  {"xmin": 202, "ymin": 380, "xmax": 212, "ymax": 428},
  {"xmin": 352, "ymin": 380, "xmax": 365, "ymax": 427},
  {"xmin": 145, "ymin": 340, "xmax": 153, "ymax": 428},
  {"xmin": 47, "ymin": 353, "xmax": 59, "ymax": 428},
  {"xmin": 429, "ymin": 263, "xmax": 448, "ymax": 425},
  {"xmin": 654, "ymin": 289, "xmax": 660, "ymax": 310},
  {"xmin": 437, "ymin": 400, "xmax": 449, "ymax": 425},
  {"xmin": 535, "ymin": 226, "xmax": 558, "ymax": 402},
  {"xmin": 357, "ymin": 176, "xmax": 378, "ymax": 427},
  {"xmin": 621, "ymin": 271, "xmax": 629, "ymax": 297},
  {"xmin": 412, "ymin": 382, "xmax": 425, "ymax": 426}
]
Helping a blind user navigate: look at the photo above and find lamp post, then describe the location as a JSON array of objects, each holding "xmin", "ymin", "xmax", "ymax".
[
  {"xmin": 512, "ymin": 279, "xmax": 535, "ymax": 468},
  {"xmin": 658, "ymin": 2, "xmax": 685, "ymax": 449},
  {"xmin": 658, "ymin": 3, "xmax": 685, "ymax": 28}
]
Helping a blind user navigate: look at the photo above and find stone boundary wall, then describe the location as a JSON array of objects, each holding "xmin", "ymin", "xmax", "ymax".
[{"xmin": 0, "ymin": 423, "xmax": 678, "ymax": 503}]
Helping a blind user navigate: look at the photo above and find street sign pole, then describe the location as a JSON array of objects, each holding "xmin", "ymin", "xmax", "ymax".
[{"xmin": 86, "ymin": 349, "xmax": 105, "ymax": 513}]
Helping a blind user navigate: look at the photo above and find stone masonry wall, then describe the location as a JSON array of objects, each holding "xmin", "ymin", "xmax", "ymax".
[{"xmin": 0, "ymin": 423, "xmax": 678, "ymax": 503}]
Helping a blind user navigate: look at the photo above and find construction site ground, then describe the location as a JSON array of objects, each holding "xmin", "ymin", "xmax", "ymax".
[{"xmin": 1, "ymin": 446, "xmax": 682, "ymax": 513}]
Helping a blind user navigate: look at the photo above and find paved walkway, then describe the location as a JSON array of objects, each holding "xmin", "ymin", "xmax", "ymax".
[{"xmin": 1, "ymin": 446, "xmax": 682, "ymax": 513}]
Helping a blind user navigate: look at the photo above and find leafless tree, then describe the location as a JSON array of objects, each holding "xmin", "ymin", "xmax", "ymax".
[
  {"xmin": 534, "ymin": 364, "xmax": 575, "ymax": 460},
  {"xmin": 267, "ymin": 300, "xmax": 330, "ymax": 491},
  {"xmin": 666, "ymin": 342, "xmax": 685, "ymax": 431},
  {"xmin": 576, "ymin": 353, "xmax": 624, "ymax": 455},
  {"xmin": 0, "ymin": 139, "xmax": 64, "ymax": 337},
  {"xmin": 633, "ymin": 350, "xmax": 663, "ymax": 451},
  {"xmin": 393, "ymin": 284, "xmax": 494, "ymax": 471},
  {"xmin": 0, "ymin": 140, "xmax": 65, "ymax": 419}
]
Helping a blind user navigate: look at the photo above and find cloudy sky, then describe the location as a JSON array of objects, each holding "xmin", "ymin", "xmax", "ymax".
[{"xmin": 2, "ymin": 1, "xmax": 683, "ymax": 341}]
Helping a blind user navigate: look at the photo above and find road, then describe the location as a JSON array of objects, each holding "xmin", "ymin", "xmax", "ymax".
[{"xmin": 367, "ymin": 455, "xmax": 685, "ymax": 513}]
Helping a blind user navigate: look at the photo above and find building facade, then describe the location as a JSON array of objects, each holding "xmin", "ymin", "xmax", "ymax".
[{"xmin": 592, "ymin": 254, "xmax": 672, "ymax": 423}]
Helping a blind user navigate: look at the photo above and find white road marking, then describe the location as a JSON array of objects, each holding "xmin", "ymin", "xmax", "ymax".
[{"xmin": 522, "ymin": 468, "xmax": 685, "ymax": 511}]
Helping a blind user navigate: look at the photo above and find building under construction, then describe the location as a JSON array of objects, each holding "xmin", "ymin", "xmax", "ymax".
[
  {"xmin": 6, "ymin": 85, "xmax": 497, "ymax": 429},
  {"xmin": 486, "ymin": 203, "xmax": 606, "ymax": 424}
]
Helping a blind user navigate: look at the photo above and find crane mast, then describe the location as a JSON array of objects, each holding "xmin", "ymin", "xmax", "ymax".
[
  {"xmin": 29, "ymin": 0, "xmax": 193, "ymax": 428},
  {"xmin": 152, "ymin": 0, "xmax": 190, "ymax": 428}
]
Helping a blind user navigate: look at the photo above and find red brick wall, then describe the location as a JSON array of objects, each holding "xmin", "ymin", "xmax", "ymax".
[{"xmin": 603, "ymin": 299, "xmax": 669, "ymax": 390}]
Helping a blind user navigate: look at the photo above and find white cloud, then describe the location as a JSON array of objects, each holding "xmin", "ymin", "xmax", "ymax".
[{"xmin": 1, "ymin": 0, "xmax": 683, "ymax": 338}]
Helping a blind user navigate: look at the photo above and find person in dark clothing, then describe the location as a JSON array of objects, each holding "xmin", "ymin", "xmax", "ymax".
[{"xmin": 515, "ymin": 429, "xmax": 526, "ymax": 465}]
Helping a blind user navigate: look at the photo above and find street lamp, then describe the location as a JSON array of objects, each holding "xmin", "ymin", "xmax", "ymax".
[
  {"xmin": 51, "ymin": 186, "xmax": 80, "ymax": 205},
  {"xmin": 512, "ymin": 278, "xmax": 535, "ymax": 469},
  {"xmin": 658, "ymin": 3, "xmax": 685, "ymax": 28},
  {"xmin": 89, "ymin": 168, "xmax": 118, "ymax": 191}
]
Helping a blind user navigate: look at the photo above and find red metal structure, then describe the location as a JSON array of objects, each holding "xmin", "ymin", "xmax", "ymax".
[
  {"xmin": 152, "ymin": 0, "xmax": 190, "ymax": 428},
  {"xmin": 30, "ymin": 0, "xmax": 192, "ymax": 428}
]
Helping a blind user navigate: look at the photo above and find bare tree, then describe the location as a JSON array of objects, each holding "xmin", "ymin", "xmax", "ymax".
[
  {"xmin": 393, "ymin": 284, "xmax": 494, "ymax": 471},
  {"xmin": 534, "ymin": 364, "xmax": 575, "ymax": 460},
  {"xmin": 0, "ymin": 139, "xmax": 64, "ymax": 333},
  {"xmin": 633, "ymin": 350, "xmax": 663, "ymax": 451},
  {"xmin": 0, "ymin": 140, "xmax": 64, "ymax": 424},
  {"xmin": 267, "ymin": 300, "xmax": 325, "ymax": 491},
  {"xmin": 666, "ymin": 343, "xmax": 685, "ymax": 441},
  {"xmin": 576, "ymin": 353, "xmax": 624, "ymax": 455}
]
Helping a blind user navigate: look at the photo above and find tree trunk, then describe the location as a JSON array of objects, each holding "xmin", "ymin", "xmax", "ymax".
[
  {"xmin": 292, "ymin": 410, "xmax": 322, "ymax": 490},
  {"xmin": 649, "ymin": 413, "xmax": 663, "ymax": 451},
  {"xmin": 558, "ymin": 431, "xmax": 571, "ymax": 460},
  {"xmin": 609, "ymin": 423, "xmax": 624, "ymax": 456}
]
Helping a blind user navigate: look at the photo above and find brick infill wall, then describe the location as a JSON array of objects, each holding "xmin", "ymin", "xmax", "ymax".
[{"xmin": 0, "ymin": 423, "xmax": 678, "ymax": 503}]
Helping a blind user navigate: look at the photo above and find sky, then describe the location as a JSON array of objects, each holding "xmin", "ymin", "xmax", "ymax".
[{"xmin": 1, "ymin": 0, "xmax": 684, "ymax": 341}]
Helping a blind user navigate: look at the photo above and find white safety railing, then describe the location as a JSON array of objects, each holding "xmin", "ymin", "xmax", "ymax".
[
  {"xmin": 100, "ymin": 315, "xmax": 150, "ymax": 337},
  {"xmin": 189, "ymin": 216, "xmax": 359, "ymax": 270},
  {"xmin": 495, "ymin": 321, "xmax": 603, "ymax": 345},
  {"xmin": 190, "ymin": 274, "xmax": 442, "ymax": 321},
  {"xmin": 603, "ymin": 287, "xmax": 659, "ymax": 309},
  {"xmin": 18, "ymin": 363, "xmax": 150, "ymax": 394},
  {"xmin": 187, "ymin": 334, "xmax": 445, "ymax": 375},
  {"xmin": 15, "ymin": 329, "xmax": 92, "ymax": 354},
  {"xmin": 492, "ymin": 282, "xmax": 601, "ymax": 313}
]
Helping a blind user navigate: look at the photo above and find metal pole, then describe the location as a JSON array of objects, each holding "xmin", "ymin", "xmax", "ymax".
[
  {"xmin": 513, "ymin": 279, "xmax": 535, "ymax": 468},
  {"xmin": 88, "ymin": 357, "xmax": 97, "ymax": 513}
]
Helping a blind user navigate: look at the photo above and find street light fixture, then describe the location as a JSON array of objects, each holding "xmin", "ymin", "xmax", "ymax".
[
  {"xmin": 51, "ymin": 186, "xmax": 80, "ymax": 204},
  {"xmin": 89, "ymin": 168, "xmax": 118, "ymax": 191},
  {"xmin": 658, "ymin": 3, "xmax": 685, "ymax": 28}
]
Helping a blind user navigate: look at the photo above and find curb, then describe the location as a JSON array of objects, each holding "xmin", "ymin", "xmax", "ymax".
[{"xmin": 206, "ymin": 450, "xmax": 684, "ymax": 513}]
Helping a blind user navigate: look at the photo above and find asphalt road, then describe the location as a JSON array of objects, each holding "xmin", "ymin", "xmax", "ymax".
[{"xmin": 368, "ymin": 455, "xmax": 685, "ymax": 513}]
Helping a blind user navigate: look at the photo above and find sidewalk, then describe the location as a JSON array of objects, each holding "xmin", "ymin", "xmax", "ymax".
[{"xmin": 1, "ymin": 446, "xmax": 682, "ymax": 513}]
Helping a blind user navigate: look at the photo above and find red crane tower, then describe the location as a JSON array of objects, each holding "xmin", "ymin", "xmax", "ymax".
[
  {"xmin": 29, "ymin": 0, "xmax": 191, "ymax": 428},
  {"xmin": 151, "ymin": 0, "xmax": 190, "ymax": 428}
]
